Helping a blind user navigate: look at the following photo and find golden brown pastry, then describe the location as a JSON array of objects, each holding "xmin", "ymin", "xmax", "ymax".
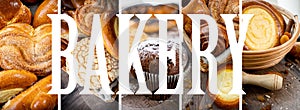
[
  {"xmin": 182, "ymin": 0, "xmax": 210, "ymax": 37},
  {"xmin": 75, "ymin": 0, "xmax": 119, "ymax": 59},
  {"xmin": 243, "ymin": 0, "xmax": 285, "ymax": 50},
  {"xmin": 200, "ymin": 23, "xmax": 229, "ymax": 56},
  {"xmin": 182, "ymin": 0, "xmax": 239, "ymax": 38},
  {"xmin": 209, "ymin": 64, "xmax": 239, "ymax": 109},
  {"xmin": 182, "ymin": 0, "xmax": 210, "ymax": 15},
  {"xmin": 122, "ymin": 3, "xmax": 178, "ymax": 33},
  {"xmin": 0, "ymin": 23, "xmax": 52, "ymax": 76},
  {"xmin": 101, "ymin": 11, "xmax": 119, "ymax": 59},
  {"xmin": 71, "ymin": 0, "xmax": 85, "ymax": 9},
  {"xmin": 0, "ymin": 0, "xmax": 31, "ymax": 29},
  {"xmin": 2, "ymin": 75, "xmax": 57, "ymax": 110},
  {"xmin": 0, "ymin": 70, "xmax": 37, "ymax": 104},
  {"xmin": 75, "ymin": 4, "xmax": 103, "ymax": 36},
  {"xmin": 33, "ymin": 0, "xmax": 58, "ymax": 28},
  {"xmin": 224, "ymin": 0, "xmax": 239, "ymax": 14},
  {"xmin": 208, "ymin": 0, "xmax": 229, "ymax": 24}
]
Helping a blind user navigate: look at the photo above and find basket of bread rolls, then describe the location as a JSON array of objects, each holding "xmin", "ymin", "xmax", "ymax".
[
  {"xmin": 242, "ymin": 0, "xmax": 300, "ymax": 70},
  {"xmin": 0, "ymin": 0, "xmax": 60, "ymax": 109}
]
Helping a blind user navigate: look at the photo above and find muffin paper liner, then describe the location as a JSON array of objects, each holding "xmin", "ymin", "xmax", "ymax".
[{"xmin": 144, "ymin": 72, "xmax": 179, "ymax": 100}]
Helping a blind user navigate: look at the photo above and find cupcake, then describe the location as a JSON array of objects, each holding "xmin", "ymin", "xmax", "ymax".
[{"xmin": 130, "ymin": 39, "xmax": 188, "ymax": 100}]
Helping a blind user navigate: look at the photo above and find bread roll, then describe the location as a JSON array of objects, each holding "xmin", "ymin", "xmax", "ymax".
[
  {"xmin": 0, "ymin": 70, "xmax": 37, "ymax": 103},
  {"xmin": 0, "ymin": 0, "xmax": 31, "ymax": 29},
  {"xmin": 2, "ymin": 75, "xmax": 57, "ymax": 110},
  {"xmin": 33, "ymin": 0, "xmax": 58, "ymax": 28}
]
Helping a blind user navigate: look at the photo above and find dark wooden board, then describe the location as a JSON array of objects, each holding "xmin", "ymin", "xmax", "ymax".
[
  {"xmin": 184, "ymin": 55, "xmax": 300, "ymax": 110},
  {"xmin": 61, "ymin": 46, "xmax": 300, "ymax": 110}
]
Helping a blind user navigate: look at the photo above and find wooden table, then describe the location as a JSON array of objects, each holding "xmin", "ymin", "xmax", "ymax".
[
  {"xmin": 185, "ymin": 55, "xmax": 300, "ymax": 110},
  {"xmin": 61, "ymin": 53, "xmax": 300, "ymax": 110}
]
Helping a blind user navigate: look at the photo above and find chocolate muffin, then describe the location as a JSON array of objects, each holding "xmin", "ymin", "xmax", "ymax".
[
  {"xmin": 130, "ymin": 39, "xmax": 188, "ymax": 100},
  {"xmin": 137, "ymin": 39, "xmax": 180, "ymax": 76}
]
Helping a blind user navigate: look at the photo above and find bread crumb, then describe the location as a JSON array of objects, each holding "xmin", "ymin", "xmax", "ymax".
[{"xmin": 257, "ymin": 95, "xmax": 265, "ymax": 102}]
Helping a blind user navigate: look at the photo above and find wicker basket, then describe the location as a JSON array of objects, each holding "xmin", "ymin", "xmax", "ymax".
[{"xmin": 242, "ymin": 4, "xmax": 300, "ymax": 70}]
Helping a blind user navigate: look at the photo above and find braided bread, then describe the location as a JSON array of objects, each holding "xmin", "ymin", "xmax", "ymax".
[{"xmin": 0, "ymin": 23, "xmax": 52, "ymax": 76}]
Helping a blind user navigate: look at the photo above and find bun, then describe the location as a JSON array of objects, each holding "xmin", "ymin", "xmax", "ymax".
[
  {"xmin": 2, "ymin": 75, "xmax": 57, "ymax": 110},
  {"xmin": 0, "ymin": 0, "xmax": 31, "ymax": 29},
  {"xmin": 0, "ymin": 23, "xmax": 52, "ymax": 76},
  {"xmin": 122, "ymin": 3, "xmax": 178, "ymax": 33},
  {"xmin": 33, "ymin": 0, "xmax": 58, "ymax": 28},
  {"xmin": 0, "ymin": 70, "xmax": 37, "ymax": 103}
]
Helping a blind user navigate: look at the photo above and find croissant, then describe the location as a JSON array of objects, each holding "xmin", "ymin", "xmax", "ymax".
[
  {"xmin": 200, "ymin": 23, "xmax": 229, "ymax": 56},
  {"xmin": 0, "ymin": 23, "xmax": 52, "ymax": 76},
  {"xmin": 182, "ymin": 0, "xmax": 210, "ymax": 37},
  {"xmin": 183, "ymin": 0, "xmax": 239, "ymax": 37},
  {"xmin": 122, "ymin": 3, "xmax": 178, "ymax": 33},
  {"xmin": 0, "ymin": 0, "xmax": 31, "ymax": 29}
]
